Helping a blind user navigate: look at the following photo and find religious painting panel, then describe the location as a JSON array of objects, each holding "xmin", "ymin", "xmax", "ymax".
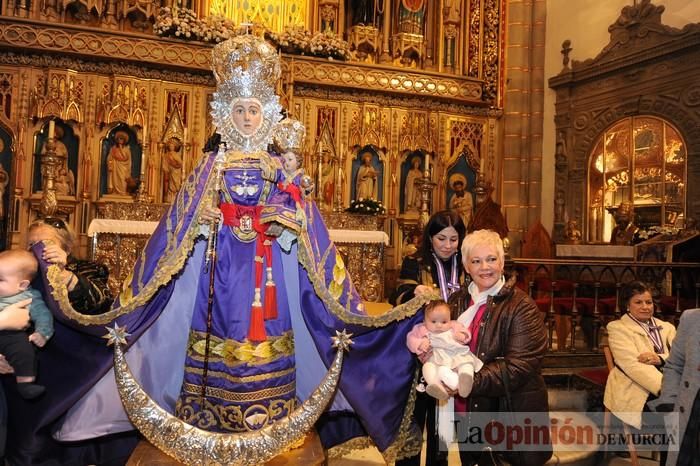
[
  {"xmin": 350, "ymin": 145, "xmax": 383, "ymax": 202},
  {"xmin": 0, "ymin": 127, "xmax": 11, "ymax": 249},
  {"xmin": 32, "ymin": 119, "xmax": 78, "ymax": 197},
  {"xmin": 100, "ymin": 124, "xmax": 142, "ymax": 197},
  {"xmin": 400, "ymin": 150, "xmax": 426, "ymax": 214},
  {"xmin": 446, "ymin": 155, "xmax": 476, "ymax": 227},
  {"xmin": 166, "ymin": 91, "xmax": 189, "ymax": 126}
]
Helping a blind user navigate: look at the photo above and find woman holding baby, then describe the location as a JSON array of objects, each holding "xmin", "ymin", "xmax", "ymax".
[
  {"xmin": 448, "ymin": 229, "xmax": 552, "ymax": 466},
  {"xmin": 395, "ymin": 223, "xmax": 552, "ymax": 466}
]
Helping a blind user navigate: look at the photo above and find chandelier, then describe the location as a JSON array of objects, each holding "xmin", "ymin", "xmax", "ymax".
[{"xmin": 209, "ymin": 0, "xmax": 308, "ymax": 33}]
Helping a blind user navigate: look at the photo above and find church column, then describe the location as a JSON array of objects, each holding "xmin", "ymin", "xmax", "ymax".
[
  {"xmin": 500, "ymin": 0, "xmax": 546, "ymax": 255},
  {"xmin": 379, "ymin": 0, "xmax": 392, "ymax": 62}
]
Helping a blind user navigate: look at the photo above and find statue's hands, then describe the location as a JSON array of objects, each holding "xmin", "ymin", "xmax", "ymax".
[
  {"xmin": 199, "ymin": 206, "xmax": 222, "ymax": 225},
  {"xmin": 266, "ymin": 223, "xmax": 284, "ymax": 237}
]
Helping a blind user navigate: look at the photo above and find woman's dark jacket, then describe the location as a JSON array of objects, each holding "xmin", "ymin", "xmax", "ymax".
[{"xmin": 449, "ymin": 276, "xmax": 553, "ymax": 466}]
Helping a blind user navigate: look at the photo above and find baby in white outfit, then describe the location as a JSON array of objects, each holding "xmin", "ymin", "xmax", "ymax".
[{"xmin": 406, "ymin": 300, "xmax": 483, "ymax": 400}]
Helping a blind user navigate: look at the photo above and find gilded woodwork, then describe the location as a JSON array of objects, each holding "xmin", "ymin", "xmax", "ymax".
[
  {"xmin": 334, "ymin": 241, "xmax": 385, "ymax": 302},
  {"xmin": 287, "ymin": 55, "xmax": 482, "ymax": 104},
  {"xmin": 0, "ymin": 18, "xmax": 213, "ymax": 71},
  {"xmin": 0, "ymin": 0, "xmax": 508, "ymax": 295},
  {"xmin": 92, "ymin": 201, "xmax": 168, "ymax": 294}
]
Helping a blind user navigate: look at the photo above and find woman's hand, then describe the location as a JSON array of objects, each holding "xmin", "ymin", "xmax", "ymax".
[
  {"xmin": 414, "ymin": 285, "xmax": 434, "ymax": 297},
  {"xmin": 42, "ymin": 242, "xmax": 68, "ymax": 269},
  {"xmin": 638, "ymin": 352, "xmax": 661, "ymax": 365},
  {"xmin": 199, "ymin": 206, "xmax": 222, "ymax": 225},
  {"xmin": 0, "ymin": 354, "xmax": 14, "ymax": 374},
  {"xmin": 417, "ymin": 349, "xmax": 433, "ymax": 364},
  {"xmin": 0, "ymin": 298, "xmax": 31, "ymax": 330}
]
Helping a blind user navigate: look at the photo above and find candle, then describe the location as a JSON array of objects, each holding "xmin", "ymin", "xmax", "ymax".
[
  {"xmin": 48, "ymin": 120, "xmax": 55, "ymax": 139},
  {"xmin": 425, "ymin": 153, "xmax": 431, "ymax": 175},
  {"xmin": 480, "ymin": 155, "xmax": 485, "ymax": 173},
  {"xmin": 184, "ymin": 127, "xmax": 189, "ymax": 143},
  {"xmin": 142, "ymin": 125, "xmax": 147, "ymax": 144},
  {"xmin": 141, "ymin": 147, "xmax": 147, "ymax": 177}
]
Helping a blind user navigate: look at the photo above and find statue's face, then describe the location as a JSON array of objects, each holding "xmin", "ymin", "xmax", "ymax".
[{"xmin": 231, "ymin": 99, "xmax": 263, "ymax": 136}]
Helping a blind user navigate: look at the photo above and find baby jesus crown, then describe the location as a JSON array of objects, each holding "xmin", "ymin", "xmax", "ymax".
[{"xmin": 274, "ymin": 118, "xmax": 306, "ymax": 153}]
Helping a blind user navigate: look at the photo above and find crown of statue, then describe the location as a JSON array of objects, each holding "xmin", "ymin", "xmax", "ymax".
[
  {"xmin": 275, "ymin": 118, "xmax": 306, "ymax": 153},
  {"xmin": 211, "ymin": 34, "xmax": 281, "ymax": 98}
]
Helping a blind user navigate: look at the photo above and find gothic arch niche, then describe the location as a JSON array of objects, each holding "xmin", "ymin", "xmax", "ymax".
[
  {"xmin": 549, "ymin": 0, "xmax": 700, "ymax": 243},
  {"xmin": 587, "ymin": 116, "xmax": 687, "ymax": 243},
  {"xmin": 350, "ymin": 145, "xmax": 384, "ymax": 202}
]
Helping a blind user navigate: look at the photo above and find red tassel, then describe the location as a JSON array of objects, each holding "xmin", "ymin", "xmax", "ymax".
[
  {"xmin": 264, "ymin": 282, "xmax": 278, "ymax": 320},
  {"xmin": 248, "ymin": 303, "xmax": 267, "ymax": 342}
]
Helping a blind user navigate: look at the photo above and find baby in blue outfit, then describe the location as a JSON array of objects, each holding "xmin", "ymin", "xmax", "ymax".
[{"xmin": 0, "ymin": 249, "xmax": 53, "ymax": 399}]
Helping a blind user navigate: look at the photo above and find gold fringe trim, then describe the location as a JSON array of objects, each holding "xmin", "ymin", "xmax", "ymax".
[
  {"xmin": 381, "ymin": 368, "xmax": 422, "ymax": 463},
  {"xmin": 326, "ymin": 436, "xmax": 374, "ymax": 459},
  {"xmin": 297, "ymin": 240, "xmax": 429, "ymax": 326}
]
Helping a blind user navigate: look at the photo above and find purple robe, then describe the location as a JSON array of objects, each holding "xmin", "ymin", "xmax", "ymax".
[{"xmin": 8, "ymin": 149, "xmax": 426, "ymax": 463}]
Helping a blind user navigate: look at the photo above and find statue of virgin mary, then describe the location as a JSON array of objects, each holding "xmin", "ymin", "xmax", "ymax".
[{"xmin": 28, "ymin": 33, "xmax": 426, "ymax": 464}]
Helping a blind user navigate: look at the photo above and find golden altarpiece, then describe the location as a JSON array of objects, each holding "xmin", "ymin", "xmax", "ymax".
[{"xmin": 0, "ymin": 0, "xmax": 507, "ymax": 299}]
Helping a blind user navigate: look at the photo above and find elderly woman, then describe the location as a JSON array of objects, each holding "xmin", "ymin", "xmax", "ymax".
[
  {"xmin": 26, "ymin": 217, "xmax": 112, "ymax": 314},
  {"xmin": 604, "ymin": 281, "xmax": 676, "ymax": 431},
  {"xmin": 450, "ymin": 229, "xmax": 551, "ymax": 466}
]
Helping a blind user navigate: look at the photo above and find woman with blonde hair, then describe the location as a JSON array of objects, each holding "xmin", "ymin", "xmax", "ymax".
[{"xmin": 450, "ymin": 229, "xmax": 551, "ymax": 466}]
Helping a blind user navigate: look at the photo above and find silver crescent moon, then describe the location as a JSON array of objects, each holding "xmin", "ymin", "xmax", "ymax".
[{"xmin": 112, "ymin": 335, "xmax": 348, "ymax": 466}]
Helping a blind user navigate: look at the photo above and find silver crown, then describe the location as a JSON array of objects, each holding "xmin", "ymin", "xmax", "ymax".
[
  {"xmin": 210, "ymin": 34, "xmax": 283, "ymax": 153},
  {"xmin": 274, "ymin": 118, "xmax": 306, "ymax": 153}
]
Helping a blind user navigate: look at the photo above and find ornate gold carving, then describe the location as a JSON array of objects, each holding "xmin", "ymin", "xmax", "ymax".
[
  {"xmin": 96, "ymin": 201, "xmax": 167, "ymax": 221},
  {"xmin": 467, "ymin": 0, "xmax": 481, "ymax": 78},
  {"xmin": 0, "ymin": 50, "xmax": 215, "ymax": 85},
  {"xmin": 481, "ymin": 0, "xmax": 502, "ymax": 102},
  {"xmin": 399, "ymin": 111, "xmax": 435, "ymax": 153},
  {"xmin": 323, "ymin": 212, "xmax": 380, "ymax": 230},
  {"xmin": 0, "ymin": 19, "xmax": 212, "ymax": 71},
  {"xmin": 334, "ymin": 241, "xmax": 384, "ymax": 302},
  {"xmin": 288, "ymin": 55, "xmax": 482, "ymax": 103},
  {"xmin": 295, "ymin": 85, "xmax": 501, "ymax": 116},
  {"xmin": 349, "ymin": 25, "xmax": 380, "ymax": 59}
]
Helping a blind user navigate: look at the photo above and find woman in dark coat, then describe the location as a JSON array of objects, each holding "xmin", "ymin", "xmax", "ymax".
[{"xmin": 449, "ymin": 229, "xmax": 552, "ymax": 466}]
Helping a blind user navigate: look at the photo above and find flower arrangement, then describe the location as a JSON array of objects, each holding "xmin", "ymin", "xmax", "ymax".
[
  {"xmin": 154, "ymin": 7, "xmax": 202, "ymax": 40},
  {"xmin": 636, "ymin": 225, "xmax": 681, "ymax": 240},
  {"xmin": 346, "ymin": 198, "xmax": 385, "ymax": 215},
  {"xmin": 265, "ymin": 27, "xmax": 312, "ymax": 54},
  {"xmin": 153, "ymin": 9, "xmax": 351, "ymax": 60}
]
